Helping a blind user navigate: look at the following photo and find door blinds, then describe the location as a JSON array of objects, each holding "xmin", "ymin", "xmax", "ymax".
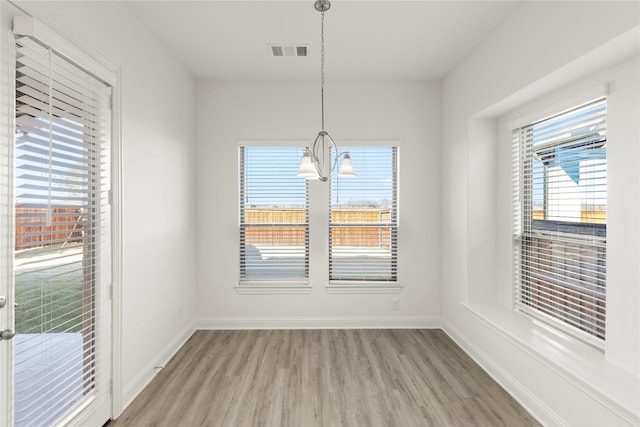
[
  {"xmin": 14, "ymin": 34, "xmax": 111, "ymax": 425},
  {"xmin": 513, "ymin": 98, "xmax": 606, "ymax": 346},
  {"xmin": 239, "ymin": 147, "xmax": 309, "ymax": 282},
  {"xmin": 330, "ymin": 147, "xmax": 398, "ymax": 282}
]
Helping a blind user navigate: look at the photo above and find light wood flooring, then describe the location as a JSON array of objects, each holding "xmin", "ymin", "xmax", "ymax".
[{"xmin": 111, "ymin": 329, "xmax": 540, "ymax": 427}]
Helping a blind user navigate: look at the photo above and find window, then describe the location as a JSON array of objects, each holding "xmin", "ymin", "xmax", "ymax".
[
  {"xmin": 329, "ymin": 147, "xmax": 398, "ymax": 283},
  {"xmin": 239, "ymin": 146, "xmax": 309, "ymax": 283},
  {"xmin": 513, "ymin": 98, "xmax": 607, "ymax": 346}
]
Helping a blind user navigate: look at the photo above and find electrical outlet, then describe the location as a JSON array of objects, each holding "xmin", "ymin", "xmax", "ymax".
[{"xmin": 392, "ymin": 298, "xmax": 400, "ymax": 310}]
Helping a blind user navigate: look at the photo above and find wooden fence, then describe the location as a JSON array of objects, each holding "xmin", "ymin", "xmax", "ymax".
[
  {"xmin": 331, "ymin": 209, "xmax": 392, "ymax": 248},
  {"xmin": 243, "ymin": 208, "xmax": 304, "ymax": 246},
  {"xmin": 15, "ymin": 206, "xmax": 84, "ymax": 250},
  {"xmin": 532, "ymin": 209, "xmax": 606, "ymax": 224},
  {"xmin": 243, "ymin": 208, "xmax": 393, "ymax": 247}
]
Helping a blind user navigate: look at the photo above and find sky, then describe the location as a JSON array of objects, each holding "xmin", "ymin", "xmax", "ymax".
[{"xmin": 243, "ymin": 146, "xmax": 395, "ymax": 208}]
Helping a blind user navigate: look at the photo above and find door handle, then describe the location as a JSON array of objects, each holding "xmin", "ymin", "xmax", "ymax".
[
  {"xmin": 0, "ymin": 297, "xmax": 15, "ymax": 340},
  {"xmin": 0, "ymin": 329, "xmax": 16, "ymax": 341}
]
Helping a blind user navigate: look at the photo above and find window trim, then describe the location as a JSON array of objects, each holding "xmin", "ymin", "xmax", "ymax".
[
  {"xmin": 512, "ymin": 98, "xmax": 607, "ymax": 350},
  {"xmin": 14, "ymin": 16, "xmax": 117, "ymax": 86},
  {"xmin": 327, "ymin": 143, "xmax": 402, "ymax": 291},
  {"xmin": 325, "ymin": 282, "xmax": 403, "ymax": 294},
  {"xmin": 12, "ymin": 19, "xmax": 117, "ymax": 425},
  {"xmin": 236, "ymin": 140, "xmax": 312, "ymax": 294},
  {"xmin": 12, "ymin": 11, "xmax": 126, "ymax": 418}
]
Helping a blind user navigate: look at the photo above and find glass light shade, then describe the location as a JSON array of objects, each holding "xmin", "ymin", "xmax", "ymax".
[
  {"xmin": 338, "ymin": 153, "xmax": 356, "ymax": 176},
  {"xmin": 297, "ymin": 150, "xmax": 319, "ymax": 179}
]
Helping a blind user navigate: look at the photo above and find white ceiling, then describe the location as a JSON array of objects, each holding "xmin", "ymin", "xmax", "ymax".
[{"xmin": 126, "ymin": 0, "xmax": 522, "ymax": 81}]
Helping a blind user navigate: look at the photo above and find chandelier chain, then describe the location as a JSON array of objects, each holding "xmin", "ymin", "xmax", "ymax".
[
  {"xmin": 296, "ymin": 0, "xmax": 352, "ymax": 182},
  {"xmin": 320, "ymin": 9, "xmax": 325, "ymax": 131}
]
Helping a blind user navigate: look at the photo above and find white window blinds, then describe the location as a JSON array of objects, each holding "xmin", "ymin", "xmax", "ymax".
[
  {"xmin": 330, "ymin": 147, "xmax": 398, "ymax": 282},
  {"xmin": 513, "ymin": 98, "xmax": 606, "ymax": 346},
  {"xmin": 239, "ymin": 147, "xmax": 309, "ymax": 282},
  {"xmin": 14, "ymin": 34, "xmax": 111, "ymax": 425}
]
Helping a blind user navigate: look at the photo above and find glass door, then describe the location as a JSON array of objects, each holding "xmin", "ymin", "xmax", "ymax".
[{"xmin": 5, "ymin": 27, "xmax": 113, "ymax": 427}]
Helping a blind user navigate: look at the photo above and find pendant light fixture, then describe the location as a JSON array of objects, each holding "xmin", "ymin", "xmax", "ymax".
[{"xmin": 297, "ymin": 0, "xmax": 355, "ymax": 182}]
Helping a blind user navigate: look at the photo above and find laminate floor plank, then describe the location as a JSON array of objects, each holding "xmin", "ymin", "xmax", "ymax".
[{"xmin": 111, "ymin": 329, "xmax": 540, "ymax": 427}]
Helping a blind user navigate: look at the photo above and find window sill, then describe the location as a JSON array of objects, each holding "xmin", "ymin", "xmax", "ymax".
[
  {"xmin": 326, "ymin": 282, "xmax": 403, "ymax": 294},
  {"xmin": 460, "ymin": 301, "xmax": 639, "ymax": 423},
  {"xmin": 235, "ymin": 281, "xmax": 312, "ymax": 295}
]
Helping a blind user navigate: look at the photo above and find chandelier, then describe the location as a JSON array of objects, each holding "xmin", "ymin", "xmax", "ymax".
[{"xmin": 297, "ymin": 0, "xmax": 355, "ymax": 182}]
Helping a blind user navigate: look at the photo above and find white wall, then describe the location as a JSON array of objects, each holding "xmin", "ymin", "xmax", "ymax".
[
  {"xmin": 196, "ymin": 81, "xmax": 441, "ymax": 328},
  {"xmin": 1, "ymin": 0, "xmax": 199, "ymax": 415},
  {"xmin": 4, "ymin": 0, "xmax": 638, "ymax": 424},
  {"xmin": 441, "ymin": 1, "xmax": 640, "ymax": 425}
]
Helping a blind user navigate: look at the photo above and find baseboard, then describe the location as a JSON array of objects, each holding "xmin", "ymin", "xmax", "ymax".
[
  {"xmin": 442, "ymin": 319, "xmax": 566, "ymax": 427},
  {"xmin": 198, "ymin": 315, "xmax": 441, "ymax": 330},
  {"xmin": 120, "ymin": 319, "xmax": 197, "ymax": 414}
]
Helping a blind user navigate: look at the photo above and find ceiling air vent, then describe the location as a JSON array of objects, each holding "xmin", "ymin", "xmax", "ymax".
[{"xmin": 270, "ymin": 44, "xmax": 308, "ymax": 57}]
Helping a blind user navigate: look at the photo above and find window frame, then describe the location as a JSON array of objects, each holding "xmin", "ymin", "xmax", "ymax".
[
  {"xmin": 236, "ymin": 141, "xmax": 312, "ymax": 294},
  {"xmin": 513, "ymin": 98, "xmax": 607, "ymax": 349},
  {"xmin": 11, "ymin": 17, "xmax": 116, "ymax": 425},
  {"xmin": 327, "ymin": 143, "xmax": 402, "ymax": 293}
]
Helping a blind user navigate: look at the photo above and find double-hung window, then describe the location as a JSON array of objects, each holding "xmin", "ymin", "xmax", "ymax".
[
  {"xmin": 513, "ymin": 98, "xmax": 607, "ymax": 346},
  {"xmin": 329, "ymin": 146, "xmax": 399, "ymax": 283},
  {"xmin": 238, "ymin": 146, "xmax": 309, "ymax": 284}
]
